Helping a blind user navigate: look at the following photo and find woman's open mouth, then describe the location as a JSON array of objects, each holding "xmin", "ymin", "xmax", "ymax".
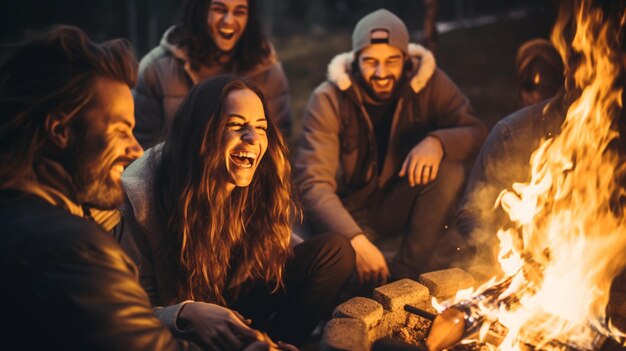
[
  {"xmin": 218, "ymin": 28, "xmax": 236, "ymax": 40},
  {"xmin": 229, "ymin": 151, "xmax": 257, "ymax": 168}
]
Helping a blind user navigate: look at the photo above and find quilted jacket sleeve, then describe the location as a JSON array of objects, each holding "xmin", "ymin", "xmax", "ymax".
[{"xmin": 294, "ymin": 83, "xmax": 363, "ymax": 238}]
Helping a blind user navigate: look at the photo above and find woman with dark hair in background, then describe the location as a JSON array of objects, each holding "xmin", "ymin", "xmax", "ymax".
[
  {"xmin": 133, "ymin": 0, "xmax": 291, "ymax": 149},
  {"xmin": 117, "ymin": 75, "xmax": 354, "ymax": 350}
]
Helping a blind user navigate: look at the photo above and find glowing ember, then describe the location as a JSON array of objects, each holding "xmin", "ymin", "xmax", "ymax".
[{"xmin": 429, "ymin": 0, "xmax": 626, "ymax": 350}]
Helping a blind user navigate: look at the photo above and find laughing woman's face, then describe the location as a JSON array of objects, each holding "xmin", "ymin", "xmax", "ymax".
[
  {"xmin": 206, "ymin": 0, "xmax": 249, "ymax": 52},
  {"xmin": 221, "ymin": 88, "xmax": 268, "ymax": 192}
]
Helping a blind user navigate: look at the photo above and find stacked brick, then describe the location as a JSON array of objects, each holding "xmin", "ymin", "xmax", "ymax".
[{"xmin": 321, "ymin": 268, "xmax": 477, "ymax": 351}]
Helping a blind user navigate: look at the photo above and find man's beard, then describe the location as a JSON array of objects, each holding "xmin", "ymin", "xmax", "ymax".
[
  {"xmin": 369, "ymin": 76, "xmax": 396, "ymax": 100},
  {"xmin": 356, "ymin": 74, "xmax": 393, "ymax": 102},
  {"xmin": 68, "ymin": 136, "xmax": 125, "ymax": 210},
  {"xmin": 74, "ymin": 165, "xmax": 124, "ymax": 210},
  {"xmin": 357, "ymin": 71, "xmax": 401, "ymax": 103}
]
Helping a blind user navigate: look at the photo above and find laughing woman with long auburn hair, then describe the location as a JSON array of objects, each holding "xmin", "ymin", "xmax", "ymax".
[{"xmin": 116, "ymin": 75, "xmax": 354, "ymax": 350}]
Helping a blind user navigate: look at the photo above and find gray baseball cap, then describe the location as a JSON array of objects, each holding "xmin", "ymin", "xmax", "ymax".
[{"xmin": 352, "ymin": 9, "xmax": 409, "ymax": 54}]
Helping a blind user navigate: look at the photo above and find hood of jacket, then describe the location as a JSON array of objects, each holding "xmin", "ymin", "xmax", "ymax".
[
  {"xmin": 159, "ymin": 26, "xmax": 190, "ymax": 63},
  {"xmin": 159, "ymin": 26, "xmax": 279, "ymax": 76},
  {"xmin": 121, "ymin": 145, "xmax": 162, "ymax": 233},
  {"xmin": 326, "ymin": 43, "xmax": 436, "ymax": 95}
]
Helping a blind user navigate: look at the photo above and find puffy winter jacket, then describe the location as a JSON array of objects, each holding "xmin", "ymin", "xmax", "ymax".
[
  {"xmin": 295, "ymin": 44, "xmax": 488, "ymax": 238},
  {"xmin": 134, "ymin": 26, "xmax": 292, "ymax": 148}
]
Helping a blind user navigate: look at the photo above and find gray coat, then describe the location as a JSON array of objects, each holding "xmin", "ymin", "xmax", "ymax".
[
  {"xmin": 295, "ymin": 44, "xmax": 488, "ymax": 239},
  {"xmin": 117, "ymin": 146, "xmax": 193, "ymax": 339},
  {"xmin": 134, "ymin": 27, "xmax": 292, "ymax": 148}
]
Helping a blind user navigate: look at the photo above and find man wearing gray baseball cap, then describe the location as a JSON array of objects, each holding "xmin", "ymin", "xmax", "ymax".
[{"xmin": 295, "ymin": 9, "xmax": 487, "ymax": 286}]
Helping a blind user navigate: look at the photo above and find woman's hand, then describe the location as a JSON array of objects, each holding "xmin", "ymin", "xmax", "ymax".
[{"xmin": 179, "ymin": 301, "xmax": 258, "ymax": 351}]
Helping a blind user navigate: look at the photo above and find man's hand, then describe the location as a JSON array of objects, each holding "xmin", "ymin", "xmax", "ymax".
[
  {"xmin": 398, "ymin": 135, "xmax": 444, "ymax": 187},
  {"xmin": 178, "ymin": 302, "xmax": 258, "ymax": 351},
  {"xmin": 350, "ymin": 234, "xmax": 390, "ymax": 286}
]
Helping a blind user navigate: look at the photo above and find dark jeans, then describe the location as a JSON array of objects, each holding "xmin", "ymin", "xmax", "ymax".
[
  {"xmin": 225, "ymin": 234, "xmax": 355, "ymax": 346},
  {"xmin": 355, "ymin": 160, "xmax": 470, "ymax": 279}
]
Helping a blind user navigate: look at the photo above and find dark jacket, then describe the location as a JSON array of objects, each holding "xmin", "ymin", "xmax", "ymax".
[
  {"xmin": 134, "ymin": 26, "xmax": 292, "ymax": 148},
  {"xmin": 456, "ymin": 98, "xmax": 563, "ymax": 241},
  {"xmin": 0, "ymin": 190, "xmax": 177, "ymax": 351},
  {"xmin": 295, "ymin": 44, "xmax": 488, "ymax": 238}
]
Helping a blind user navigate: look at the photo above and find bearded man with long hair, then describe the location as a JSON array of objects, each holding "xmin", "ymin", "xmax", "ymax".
[
  {"xmin": 0, "ymin": 25, "xmax": 178, "ymax": 351},
  {"xmin": 117, "ymin": 75, "xmax": 354, "ymax": 350}
]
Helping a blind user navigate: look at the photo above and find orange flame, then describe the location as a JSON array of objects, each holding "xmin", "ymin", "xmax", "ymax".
[{"xmin": 442, "ymin": 1, "xmax": 626, "ymax": 349}]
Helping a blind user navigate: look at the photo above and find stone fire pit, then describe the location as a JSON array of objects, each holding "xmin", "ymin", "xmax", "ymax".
[{"xmin": 321, "ymin": 268, "xmax": 477, "ymax": 351}]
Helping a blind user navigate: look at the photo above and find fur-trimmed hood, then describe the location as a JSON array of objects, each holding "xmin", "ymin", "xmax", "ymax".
[{"xmin": 326, "ymin": 43, "xmax": 436, "ymax": 94}]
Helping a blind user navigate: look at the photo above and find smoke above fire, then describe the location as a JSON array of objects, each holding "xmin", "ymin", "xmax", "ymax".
[{"xmin": 447, "ymin": 0, "xmax": 626, "ymax": 349}]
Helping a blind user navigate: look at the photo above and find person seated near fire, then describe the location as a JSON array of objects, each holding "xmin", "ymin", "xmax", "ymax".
[
  {"xmin": 456, "ymin": 40, "xmax": 566, "ymax": 268},
  {"xmin": 133, "ymin": 0, "xmax": 291, "ymax": 149},
  {"xmin": 456, "ymin": 0, "xmax": 626, "ymax": 335},
  {"xmin": 515, "ymin": 38, "xmax": 564, "ymax": 107},
  {"xmin": 294, "ymin": 9, "xmax": 488, "ymax": 285},
  {"xmin": 454, "ymin": 40, "xmax": 565, "ymax": 271},
  {"xmin": 0, "ymin": 25, "xmax": 182, "ymax": 351},
  {"xmin": 116, "ymin": 75, "xmax": 354, "ymax": 349}
]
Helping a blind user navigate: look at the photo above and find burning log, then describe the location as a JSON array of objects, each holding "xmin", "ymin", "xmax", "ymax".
[
  {"xmin": 421, "ymin": 273, "xmax": 610, "ymax": 351},
  {"xmin": 396, "ymin": 1, "xmax": 626, "ymax": 349},
  {"xmin": 417, "ymin": 277, "xmax": 514, "ymax": 351}
]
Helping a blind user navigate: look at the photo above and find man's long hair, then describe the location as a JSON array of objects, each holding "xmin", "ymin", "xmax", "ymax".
[
  {"xmin": 171, "ymin": 0, "xmax": 271, "ymax": 72},
  {"xmin": 153, "ymin": 75, "xmax": 294, "ymax": 304},
  {"xmin": 0, "ymin": 25, "xmax": 137, "ymax": 188}
]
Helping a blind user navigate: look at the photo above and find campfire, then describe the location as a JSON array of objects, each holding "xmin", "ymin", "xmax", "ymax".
[
  {"xmin": 427, "ymin": 0, "xmax": 626, "ymax": 350},
  {"xmin": 323, "ymin": 0, "xmax": 626, "ymax": 350}
]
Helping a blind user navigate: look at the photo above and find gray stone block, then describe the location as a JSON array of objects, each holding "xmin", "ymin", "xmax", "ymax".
[
  {"xmin": 321, "ymin": 318, "xmax": 369, "ymax": 351},
  {"xmin": 332, "ymin": 297, "xmax": 384, "ymax": 329},
  {"xmin": 419, "ymin": 268, "xmax": 476, "ymax": 300},
  {"xmin": 373, "ymin": 279, "xmax": 430, "ymax": 312}
]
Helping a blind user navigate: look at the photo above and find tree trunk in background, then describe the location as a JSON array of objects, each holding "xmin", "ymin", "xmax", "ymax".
[
  {"xmin": 262, "ymin": 0, "xmax": 274, "ymax": 37},
  {"xmin": 423, "ymin": 0, "xmax": 438, "ymax": 55},
  {"xmin": 127, "ymin": 0, "xmax": 138, "ymax": 51}
]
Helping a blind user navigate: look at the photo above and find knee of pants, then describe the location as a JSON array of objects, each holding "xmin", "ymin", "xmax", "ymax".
[
  {"xmin": 314, "ymin": 234, "xmax": 356, "ymax": 277},
  {"xmin": 430, "ymin": 160, "xmax": 468, "ymax": 199}
]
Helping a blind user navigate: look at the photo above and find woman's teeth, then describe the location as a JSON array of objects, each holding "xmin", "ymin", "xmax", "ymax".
[
  {"xmin": 219, "ymin": 29, "xmax": 235, "ymax": 39},
  {"xmin": 230, "ymin": 151, "xmax": 257, "ymax": 168}
]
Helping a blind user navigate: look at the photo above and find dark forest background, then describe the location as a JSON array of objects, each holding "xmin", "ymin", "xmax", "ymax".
[{"xmin": 1, "ymin": 0, "xmax": 557, "ymax": 139}]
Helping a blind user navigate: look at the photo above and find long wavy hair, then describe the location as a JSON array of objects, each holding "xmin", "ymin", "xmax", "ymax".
[
  {"xmin": 171, "ymin": 0, "xmax": 271, "ymax": 72},
  {"xmin": 153, "ymin": 75, "xmax": 294, "ymax": 304}
]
